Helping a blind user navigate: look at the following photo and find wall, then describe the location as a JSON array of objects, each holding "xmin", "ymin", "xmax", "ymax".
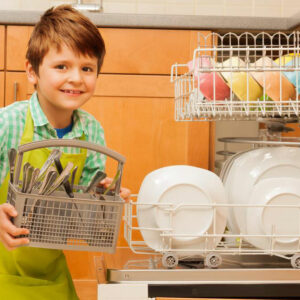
[{"xmin": 0, "ymin": 0, "xmax": 299, "ymax": 18}]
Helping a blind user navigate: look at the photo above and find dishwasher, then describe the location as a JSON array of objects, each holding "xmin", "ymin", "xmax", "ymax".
[{"xmin": 98, "ymin": 31, "xmax": 300, "ymax": 300}]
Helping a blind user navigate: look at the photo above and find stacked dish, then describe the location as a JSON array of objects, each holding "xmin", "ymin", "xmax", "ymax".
[
  {"xmin": 137, "ymin": 165, "xmax": 228, "ymax": 255},
  {"xmin": 220, "ymin": 57, "xmax": 263, "ymax": 101},
  {"xmin": 223, "ymin": 147, "xmax": 300, "ymax": 253},
  {"xmin": 275, "ymin": 54, "xmax": 300, "ymax": 95},
  {"xmin": 187, "ymin": 57, "xmax": 231, "ymax": 101},
  {"xmin": 251, "ymin": 56, "xmax": 296, "ymax": 101}
]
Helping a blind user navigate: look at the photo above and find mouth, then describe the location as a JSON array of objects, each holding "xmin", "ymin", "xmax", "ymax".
[{"xmin": 60, "ymin": 89, "xmax": 84, "ymax": 95}]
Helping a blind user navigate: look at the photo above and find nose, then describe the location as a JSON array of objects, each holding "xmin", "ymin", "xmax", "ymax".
[{"xmin": 68, "ymin": 68, "xmax": 83, "ymax": 84}]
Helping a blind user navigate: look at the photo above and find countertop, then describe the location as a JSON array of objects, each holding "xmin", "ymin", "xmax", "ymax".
[{"xmin": 0, "ymin": 10, "xmax": 300, "ymax": 31}]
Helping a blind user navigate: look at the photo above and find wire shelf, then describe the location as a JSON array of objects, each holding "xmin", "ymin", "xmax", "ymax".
[
  {"xmin": 124, "ymin": 198, "xmax": 300, "ymax": 269},
  {"xmin": 171, "ymin": 31, "xmax": 300, "ymax": 121}
]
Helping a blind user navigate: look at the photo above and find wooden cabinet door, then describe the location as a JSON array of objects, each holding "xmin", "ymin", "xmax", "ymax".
[
  {"xmin": 6, "ymin": 26, "xmax": 209, "ymax": 75},
  {"xmin": 6, "ymin": 26, "xmax": 33, "ymax": 71},
  {"xmin": 100, "ymin": 28, "xmax": 206, "ymax": 74},
  {"xmin": 0, "ymin": 26, "xmax": 4, "ymax": 70},
  {"xmin": 5, "ymin": 72, "xmax": 33, "ymax": 106},
  {"xmin": 0, "ymin": 72, "xmax": 4, "ymax": 107}
]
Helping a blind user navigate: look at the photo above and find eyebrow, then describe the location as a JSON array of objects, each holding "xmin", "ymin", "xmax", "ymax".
[{"xmin": 51, "ymin": 60, "xmax": 97, "ymax": 67}]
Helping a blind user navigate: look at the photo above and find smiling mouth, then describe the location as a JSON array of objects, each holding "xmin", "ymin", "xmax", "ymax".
[{"xmin": 61, "ymin": 89, "xmax": 83, "ymax": 94}]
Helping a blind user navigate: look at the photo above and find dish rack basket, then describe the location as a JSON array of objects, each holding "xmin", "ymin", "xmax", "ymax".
[
  {"xmin": 171, "ymin": 31, "xmax": 300, "ymax": 121},
  {"xmin": 7, "ymin": 139, "xmax": 125, "ymax": 253},
  {"xmin": 124, "ymin": 197, "xmax": 300, "ymax": 269}
]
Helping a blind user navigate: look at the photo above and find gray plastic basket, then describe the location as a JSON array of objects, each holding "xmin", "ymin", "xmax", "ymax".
[{"xmin": 6, "ymin": 139, "xmax": 125, "ymax": 253}]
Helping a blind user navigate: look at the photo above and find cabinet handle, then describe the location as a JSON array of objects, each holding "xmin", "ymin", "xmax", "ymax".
[{"xmin": 13, "ymin": 81, "xmax": 18, "ymax": 102}]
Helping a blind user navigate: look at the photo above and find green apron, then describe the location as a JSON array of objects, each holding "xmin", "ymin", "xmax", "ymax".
[{"xmin": 0, "ymin": 107, "xmax": 87, "ymax": 299}]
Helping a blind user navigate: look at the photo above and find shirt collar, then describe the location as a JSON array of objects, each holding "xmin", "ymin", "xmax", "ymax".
[{"xmin": 29, "ymin": 92, "xmax": 89, "ymax": 138}]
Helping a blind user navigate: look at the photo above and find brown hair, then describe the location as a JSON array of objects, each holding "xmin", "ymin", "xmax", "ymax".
[{"xmin": 26, "ymin": 4, "xmax": 105, "ymax": 75}]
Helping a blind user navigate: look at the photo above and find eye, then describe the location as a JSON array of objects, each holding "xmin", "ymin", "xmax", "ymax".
[
  {"xmin": 82, "ymin": 66, "xmax": 94, "ymax": 72},
  {"xmin": 55, "ymin": 64, "xmax": 67, "ymax": 70}
]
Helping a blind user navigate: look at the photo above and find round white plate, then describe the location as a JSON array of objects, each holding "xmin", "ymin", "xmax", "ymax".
[
  {"xmin": 221, "ymin": 149, "xmax": 254, "ymax": 234},
  {"xmin": 246, "ymin": 177, "xmax": 300, "ymax": 252},
  {"xmin": 224, "ymin": 147, "xmax": 300, "ymax": 236},
  {"xmin": 137, "ymin": 165, "xmax": 227, "ymax": 255}
]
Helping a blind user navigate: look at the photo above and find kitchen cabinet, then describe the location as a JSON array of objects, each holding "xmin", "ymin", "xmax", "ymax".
[
  {"xmin": 0, "ymin": 26, "xmax": 4, "ymax": 70},
  {"xmin": 6, "ymin": 26, "xmax": 205, "ymax": 74},
  {"xmin": 6, "ymin": 26, "xmax": 33, "ymax": 71},
  {"xmin": 5, "ymin": 72, "xmax": 32, "ymax": 105},
  {"xmin": 0, "ymin": 72, "xmax": 4, "ymax": 107}
]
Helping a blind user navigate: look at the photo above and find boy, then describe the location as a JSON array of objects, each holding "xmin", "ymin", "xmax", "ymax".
[{"xmin": 0, "ymin": 5, "xmax": 129, "ymax": 299}]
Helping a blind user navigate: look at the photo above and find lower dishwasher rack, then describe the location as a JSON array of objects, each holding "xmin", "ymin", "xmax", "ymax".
[{"xmin": 123, "ymin": 198, "xmax": 300, "ymax": 270}]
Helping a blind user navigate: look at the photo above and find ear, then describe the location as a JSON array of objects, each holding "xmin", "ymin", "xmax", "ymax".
[{"xmin": 25, "ymin": 60, "xmax": 38, "ymax": 85}]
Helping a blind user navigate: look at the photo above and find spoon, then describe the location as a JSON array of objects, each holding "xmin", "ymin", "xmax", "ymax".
[{"xmin": 8, "ymin": 148, "xmax": 17, "ymax": 184}]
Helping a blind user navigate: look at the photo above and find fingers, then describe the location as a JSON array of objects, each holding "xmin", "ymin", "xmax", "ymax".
[
  {"xmin": 98, "ymin": 177, "xmax": 131, "ymax": 201},
  {"xmin": 1, "ymin": 232, "xmax": 30, "ymax": 251},
  {"xmin": 1, "ymin": 203, "xmax": 17, "ymax": 218},
  {"xmin": 99, "ymin": 177, "xmax": 112, "ymax": 188},
  {"xmin": 0, "ymin": 204, "xmax": 29, "ymax": 251},
  {"xmin": 120, "ymin": 187, "xmax": 131, "ymax": 202}
]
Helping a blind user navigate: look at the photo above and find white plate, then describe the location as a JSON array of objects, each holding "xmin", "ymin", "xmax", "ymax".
[
  {"xmin": 137, "ymin": 165, "xmax": 227, "ymax": 255},
  {"xmin": 224, "ymin": 147, "xmax": 300, "ymax": 235},
  {"xmin": 246, "ymin": 177, "xmax": 300, "ymax": 252}
]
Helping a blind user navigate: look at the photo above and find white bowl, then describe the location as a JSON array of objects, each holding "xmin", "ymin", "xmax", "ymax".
[
  {"xmin": 137, "ymin": 165, "xmax": 227, "ymax": 255},
  {"xmin": 223, "ymin": 147, "xmax": 300, "ymax": 236},
  {"xmin": 246, "ymin": 177, "xmax": 300, "ymax": 252}
]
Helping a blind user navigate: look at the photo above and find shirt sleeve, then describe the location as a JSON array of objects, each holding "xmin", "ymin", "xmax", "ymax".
[
  {"xmin": 0, "ymin": 109, "xmax": 9, "ymax": 185},
  {"xmin": 79, "ymin": 119, "xmax": 106, "ymax": 187}
]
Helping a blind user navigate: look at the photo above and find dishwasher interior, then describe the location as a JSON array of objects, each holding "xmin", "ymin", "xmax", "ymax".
[{"xmin": 99, "ymin": 31, "xmax": 300, "ymax": 299}]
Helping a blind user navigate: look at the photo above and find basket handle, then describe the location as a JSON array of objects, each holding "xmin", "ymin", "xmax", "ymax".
[
  {"xmin": 16, "ymin": 139, "xmax": 125, "ymax": 163},
  {"xmin": 14, "ymin": 139, "xmax": 125, "ymax": 195}
]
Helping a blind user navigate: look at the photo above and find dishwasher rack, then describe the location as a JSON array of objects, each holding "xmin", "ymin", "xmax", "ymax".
[
  {"xmin": 171, "ymin": 31, "xmax": 300, "ymax": 121},
  {"xmin": 124, "ymin": 198, "xmax": 300, "ymax": 269}
]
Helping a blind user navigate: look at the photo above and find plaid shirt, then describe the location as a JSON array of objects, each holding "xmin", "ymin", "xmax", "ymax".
[{"xmin": 0, "ymin": 92, "xmax": 106, "ymax": 186}]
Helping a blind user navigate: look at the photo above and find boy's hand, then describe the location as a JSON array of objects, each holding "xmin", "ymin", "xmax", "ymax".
[
  {"xmin": 99, "ymin": 177, "xmax": 131, "ymax": 202},
  {"xmin": 0, "ymin": 203, "xmax": 30, "ymax": 250}
]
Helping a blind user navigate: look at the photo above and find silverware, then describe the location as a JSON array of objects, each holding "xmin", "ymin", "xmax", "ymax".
[
  {"xmin": 27, "ymin": 168, "xmax": 40, "ymax": 194},
  {"xmin": 85, "ymin": 170, "xmax": 106, "ymax": 193},
  {"xmin": 8, "ymin": 148, "xmax": 17, "ymax": 184},
  {"xmin": 35, "ymin": 149, "xmax": 61, "ymax": 186},
  {"xmin": 24, "ymin": 166, "xmax": 34, "ymax": 193},
  {"xmin": 21, "ymin": 162, "xmax": 31, "ymax": 193},
  {"xmin": 38, "ymin": 166, "xmax": 57, "ymax": 195},
  {"xmin": 54, "ymin": 157, "xmax": 74, "ymax": 197},
  {"xmin": 45, "ymin": 162, "xmax": 74, "ymax": 195}
]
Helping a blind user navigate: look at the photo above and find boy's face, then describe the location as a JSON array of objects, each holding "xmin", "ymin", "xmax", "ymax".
[{"xmin": 26, "ymin": 44, "xmax": 98, "ymax": 123}]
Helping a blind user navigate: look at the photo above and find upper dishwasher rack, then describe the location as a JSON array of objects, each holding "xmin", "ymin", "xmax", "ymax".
[{"xmin": 171, "ymin": 32, "xmax": 300, "ymax": 121}]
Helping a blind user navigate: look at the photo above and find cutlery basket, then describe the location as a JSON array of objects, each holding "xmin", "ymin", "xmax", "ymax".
[{"xmin": 6, "ymin": 139, "xmax": 125, "ymax": 253}]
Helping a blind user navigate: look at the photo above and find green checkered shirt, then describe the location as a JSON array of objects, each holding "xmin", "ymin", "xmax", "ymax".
[{"xmin": 0, "ymin": 92, "xmax": 106, "ymax": 187}]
